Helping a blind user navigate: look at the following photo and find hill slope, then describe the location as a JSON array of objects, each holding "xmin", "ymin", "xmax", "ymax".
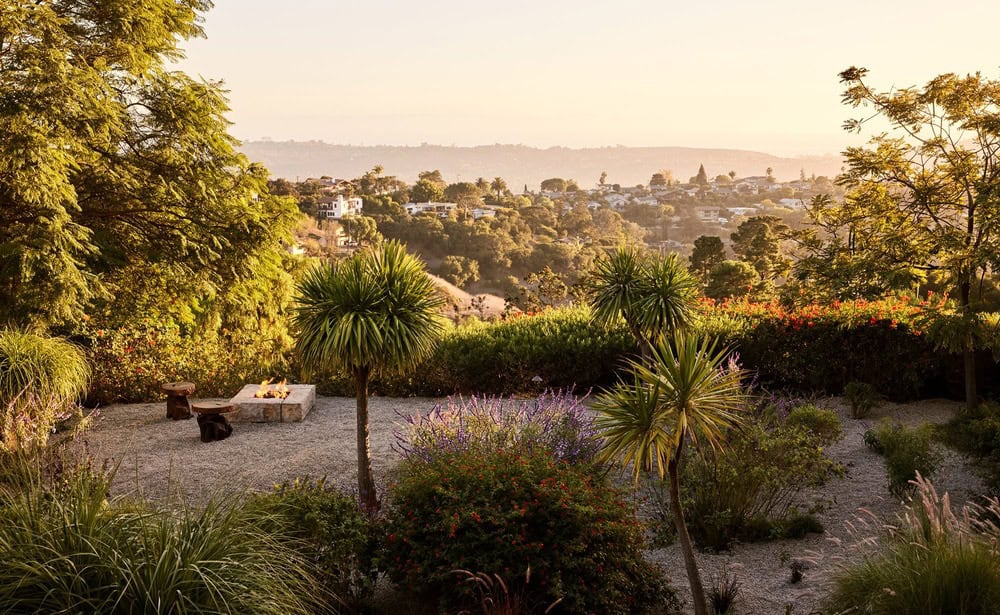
[{"xmin": 240, "ymin": 142, "xmax": 843, "ymax": 189}]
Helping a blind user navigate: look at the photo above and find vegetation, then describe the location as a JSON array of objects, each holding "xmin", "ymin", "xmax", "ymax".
[
  {"xmin": 0, "ymin": 455, "xmax": 334, "ymax": 614},
  {"xmin": 940, "ymin": 402, "xmax": 1000, "ymax": 495},
  {"xmin": 843, "ymin": 380, "xmax": 884, "ymax": 419},
  {"xmin": 294, "ymin": 240, "xmax": 447, "ymax": 513},
  {"xmin": 826, "ymin": 475, "xmax": 1000, "ymax": 615},
  {"xmin": 864, "ymin": 420, "xmax": 943, "ymax": 495},
  {"xmin": 595, "ymin": 334, "xmax": 745, "ymax": 615}
]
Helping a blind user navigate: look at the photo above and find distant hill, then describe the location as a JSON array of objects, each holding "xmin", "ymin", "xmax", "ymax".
[{"xmin": 240, "ymin": 141, "xmax": 844, "ymax": 189}]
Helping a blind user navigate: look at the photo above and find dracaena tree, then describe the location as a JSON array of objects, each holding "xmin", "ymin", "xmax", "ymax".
[
  {"xmin": 594, "ymin": 334, "xmax": 746, "ymax": 615},
  {"xmin": 293, "ymin": 241, "xmax": 446, "ymax": 514}
]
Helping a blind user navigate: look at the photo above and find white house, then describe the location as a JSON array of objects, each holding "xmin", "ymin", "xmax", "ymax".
[
  {"xmin": 777, "ymin": 198, "xmax": 806, "ymax": 210},
  {"xmin": 471, "ymin": 207, "xmax": 498, "ymax": 220},
  {"xmin": 694, "ymin": 206, "xmax": 722, "ymax": 222},
  {"xmin": 605, "ymin": 194, "xmax": 628, "ymax": 210},
  {"xmin": 316, "ymin": 195, "xmax": 363, "ymax": 219},
  {"xmin": 404, "ymin": 202, "xmax": 457, "ymax": 218}
]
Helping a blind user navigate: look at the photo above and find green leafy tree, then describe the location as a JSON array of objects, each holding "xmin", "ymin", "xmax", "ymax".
[
  {"xmin": 730, "ymin": 216, "xmax": 791, "ymax": 282},
  {"xmin": 340, "ymin": 215, "xmax": 381, "ymax": 247},
  {"xmin": 0, "ymin": 0, "xmax": 298, "ymax": 330},
  {"xmin": 438, "ymin": 255, "xmax": 479, "ymax": 288},
  {"xmin": 599, "ymin": 171, "xmax": 608, "ymax": 186},
  {"xmin": 540, "ymin": 178, "xmax": 568, "ymax": 192},
  {"xmin": 490, "ymin": 177, "xmax": 509, "ymax": 202},
  {"xmin": 706, "ymin": 260, "xmax": 758, "ymax": 300},
  {"xmin": 689, "ymin": 235, "xmax": 726, "ymax": 280},
  {"xmin": 588, "ymin": 246, "xmax": 698, "ymax": 347},
  {"xmin": 830, "ymin": 67, "xmax": 1000, "ymax": 410},
  {"xmin": 695, "ymin": 164, "xmax": 709, "ymax": 186},
  {"xmin": 417, "ymin": 169, "xmax": 446, "ymax": 190},
  {"xmin": 410, "ymin": 178, "xmax": 445, "ymax": 203},
  {"xmin": 594, "ymin": 334, "xmax": 746, "ymax": 615},
  {"xmin": 649, "ymin": 173, "xmax": 669, "ymax": 188},
  {"xmin": 293, "ymin": 241, "xmax": 446, "ymax": 513}
]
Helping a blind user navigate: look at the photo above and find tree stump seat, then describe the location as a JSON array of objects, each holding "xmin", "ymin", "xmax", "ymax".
[
  {"xmin": 160, "ymin": 381, "xmax": 195, "ymax": 420},
  {"xmin": 192, "ymin": 401, "xmax": 236, "ymax": 443}
]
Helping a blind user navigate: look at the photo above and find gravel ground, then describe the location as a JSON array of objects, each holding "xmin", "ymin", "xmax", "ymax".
[{"xmin": 78, "ymin": 395, "xmax": 984, "ymax": 614}]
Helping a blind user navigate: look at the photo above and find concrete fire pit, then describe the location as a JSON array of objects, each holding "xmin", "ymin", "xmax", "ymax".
[{"xmin": 229, "ymin": 384, "xmax": 316, "ymax": 423}]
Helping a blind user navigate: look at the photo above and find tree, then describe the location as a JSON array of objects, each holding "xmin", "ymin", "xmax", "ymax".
[
  {"xmin": 589, "ymin": 246, "xmax": 698, "ymax": 347},
  {"xmin": 706, "ymin": 260, "xmax": 758, "ymax": 300},
  {"xmin": 730, "ymin": 216, "xmax": 791, "ymax": 282},
  {"xmin": 341, "ymin": 215, "xmax": 381, "ymax": 246},
  {"xmin": 490, "ymin": 177, "xmax": 509, "ymax": 201},
  {"xmin": 293, "ymin": 241, "xmax": 446, "ymax": 513},
  {"xmin": 714, "ymin": 174, "xmax": 732, "ymax": 185},
  {"xmin": 728, "ymin": 170, "xmax": 736, "ymax": 181},
  {"xmin": 827, "ymin": 67, "xmax": 1000, "ymax": 410},
  {"xmin": 594, "ymin": 334, "xmax": 746, "ymax": 615},
  {"xmin": 694, "ymin": 164, "xmax": 709, "ymax": 186},
  {"xmin": 410, "ymin": 178, "xmax": 445, "ymax": 203},
  {"xmin": 540, "ymin": 178, "xmax": 567, "ymax": 192},
  {"xmin": 439, "ymin": 255, "xmax": 480, "ymax": 288},
  {"xmin": 417, "ymin": 169, "xmax": 447, "ymax": 190},
  {"xmin": 689, "ymin": 235, "xmax": 726, "ymax": 280},
  {"xmin": 766, "ymin": 167, "xmax": 775, "ymax": 182},
  {"xmin": 649, "ymin": 173, "xmax": 669, "ymax": 188},
  {"xmin": 0, "ymin": 0, "xmax": 298, "ymax": 330},
  {"xmin": 599, "ymin": 171, "xmax": 608, "ymax": 186}
]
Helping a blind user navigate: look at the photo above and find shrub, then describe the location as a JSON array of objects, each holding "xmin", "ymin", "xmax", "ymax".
[
  {"xmin": 0, "ymin": 456, "xmax": 334, "ymax": 614},
  {"xmin": 785, "ymin": 403, "xmax": 843, "ymax": 445},
  {"xmin": 247, "ymin": 478, "xmax": 379, "ymax": 609},
  {"xmin": 383, "ymin": 448, "xmax": 678, "ymax": 614},
  {"xmin": 664, "ymin": 404, "xmax": 841, "ymax": 551},
  {"xmin": 843, "ymin": 380, "xmax": 884, "ymax": 418},
  {"xmin": 864, "ymin": 420, "xmax": 943, "ymax": 495},
  {"xmin": 825, "ymin": 475, "xmax": 1000, "ymax": 615},
  {"xmin": 393, "ymin": 390, "xmax": 600, "ymax": 465},
  {"xmin": 940, "ymin": 402, "xmax": 1000, "ymax": 495},
  {"xmin": 0, "ymin": 330, "xmax": 89, "ymax": 451}
]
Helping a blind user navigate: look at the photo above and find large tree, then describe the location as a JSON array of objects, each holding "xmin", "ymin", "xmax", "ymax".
[
  {"xmin": 689, "ymin": 235, "xmax": 726, "ymax": 280},
  {"xmin": 294, "ymin": 241, "xmax": 446, "ymax": 513},
  {"xmin": 0, "ymin": 1, "xmax": 297, "ymax": 329},
  {"xmin": 730, "ymin": 215, "xmax": 791, "ymax": 283},
  {"xmin": 820, "ymin": 67, "xmax": 1000, "ymax": 410}
]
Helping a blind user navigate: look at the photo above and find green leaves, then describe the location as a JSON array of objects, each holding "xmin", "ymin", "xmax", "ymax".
[{"xmin": 293, "ymin": 240, "xmax": 447, "ymax": 377}]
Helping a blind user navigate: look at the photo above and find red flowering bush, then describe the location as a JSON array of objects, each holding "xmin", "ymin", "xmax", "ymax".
[{"xmin": 383, "ymin": 448, "xmax": 678, "ymax": 614}]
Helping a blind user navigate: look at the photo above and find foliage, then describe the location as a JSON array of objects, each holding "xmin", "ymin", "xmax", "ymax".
[
  {"xmin": 864, "ymin": 420, "xmax": 943, "ymax": 495},
  {"xmin": 394, "ymin": 390, "xmax": 600, "ymax": 465},
  {"xmin": 689, "ymin": 235, "xmax": 726, "ymax": 280},
  {"xmin": 707, "ymin": 568, "xmax": 741, "ymax": 615},
  {"xmin": 705, "ymin": 260, "xmax": 759, "ymax": 300},
  {"xmin": 0, "ymin": 330, "xmax": 89, "ymax": 451},
  {"xmin": 843, "ymin": 381, "xmax": 884, "ymax": 419},
  {"xmin": 825, "ymin": 475, "xmax": 1000, "ymax": 615},
  {"xmin": 0, "ymin": 0, "xmax": 300, "ymax": 330},
  {"xmin": 940, "ymin": 402, "xmax": 1000, "ymax": 495},
  {"xmin": 452, "ymin": 569, "xmax": 563, "ymax": 615},
  {"xmin": 588, "ymin": 246, "xmax": 698, "ymax": 345},
  {"xmin": 730, "ymin": 216, "xmax": 791, "ymax": 282},
  {"xmin": 383, "ymin": 448, "xmax": 678, "ymax": 614},
  {"xmin": 666, "ymin": 403, "xmax": 841, "ymax": 550},
  {"xmin": 247, "ymin": 478, "xmax": 379, "ymax": 609},
  {"xmin": 0, "ymin": 455, "xmax": 334, "ymax": 614}
]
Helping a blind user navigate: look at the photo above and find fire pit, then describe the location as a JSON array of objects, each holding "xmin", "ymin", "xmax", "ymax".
[{"xmin": 229, "ymin": 380, "xmax": 315, "ymax": 423}]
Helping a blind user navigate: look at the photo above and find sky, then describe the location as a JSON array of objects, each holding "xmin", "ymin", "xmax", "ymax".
[{"xmin": 175, "ymin": 0, "xmax": 1000, "ymax": 156}]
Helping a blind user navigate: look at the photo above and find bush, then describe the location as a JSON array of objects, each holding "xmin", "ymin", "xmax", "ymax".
[
  {"xmin": 0, "ymin": 455, "xmax": 334, "ymax": 614},
  {"xmin": 940, "ymin": 402, "xmax": 1000, "ymax": 495},
  {"xmin": 825, "ymin": 475, "xmax": 1000, "ymax": 615},
  {"xmin": 393, "ymin": 389, "xmax": 600, "ymax": 464},
  {"xmin": 785, "ymin": 403, "xmax": 843, "ymax": 445},
  {"xmin": 247, "ymin": 478, "xmax": 379, "ymax": 609},
  {"xmin": 843, "ymin": 380, "xmax": 884, "ymax": 418},
  {"xmin": 864, "ymin": 420, "xmax": 943, "ymax": 495},
  {"xmin": 383, "ymin": 449, "xmax": 678, "ymax": 614},
  {"xmin": 663, "ymin": 403, "xmax": 841, "ymax": 550},
  {"xmin": 0, "ymin": 330, "xmax": 89, "ymax": 451}
]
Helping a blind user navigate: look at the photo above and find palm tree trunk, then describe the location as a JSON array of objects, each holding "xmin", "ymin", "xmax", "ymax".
[
  {"xmin": 668, "ymin": 446, "xmax": 708, "ymax": 615},
  {"xmin": 353, "ymin": 366, "xmax": 379, "ymax": 515}
]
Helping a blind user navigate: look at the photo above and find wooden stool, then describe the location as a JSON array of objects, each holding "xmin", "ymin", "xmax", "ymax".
[
  {"xmin": 161, "ymin": 382, "xmax": 195, "ymax": 420},
  {"xmin": 192, "ymin": 401, "xmax": 236, "ymax": 443}
]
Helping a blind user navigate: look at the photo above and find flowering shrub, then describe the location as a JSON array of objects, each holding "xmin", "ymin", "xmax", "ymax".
[
  {"xmin": 82, "ymin": 320, "xmax": 292, "ymax": 403},
  {"xmin": 383, "ymin": 448, "xmax": 678, "ymax": 614},
  {"xmin": 393, "ymin": 390, "xmax": 600, "ymax": 465}
]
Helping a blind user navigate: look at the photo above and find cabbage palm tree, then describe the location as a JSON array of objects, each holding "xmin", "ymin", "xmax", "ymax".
[
  {"xmin": 594, "ymin": 333, "xmax": 745, "ymax": 615},
  {"xmin": 589, "ymin": 246, "xmax": 698, "ymax": 347},
  {"xmin": 294, "ymin": 241, "xmax": 446, "ymax": 514}
]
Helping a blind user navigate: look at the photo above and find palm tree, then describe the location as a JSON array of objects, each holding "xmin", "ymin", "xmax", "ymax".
[
  {"xmin": 594, "ymin": 334, "xmax": 745, "ymax": 615},
  {"xmin": 589, "ymin": 246, "xmax": 698, "ymax": 347},
  {"xmin": 489, "ymin": 176, "xmax": 508, "ymax": 202},
  {"xmin": 293, "ymin": 241, "xmax": 446, "ymax": 514}
]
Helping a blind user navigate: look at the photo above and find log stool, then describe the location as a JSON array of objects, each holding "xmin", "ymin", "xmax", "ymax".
[
  {"xmin": 161, "ymin": 382, "xmax": 195, "ymax": 420},
  {"xmin": 192, "ymin": 401, "xmax": 236, "ymax": 443}
]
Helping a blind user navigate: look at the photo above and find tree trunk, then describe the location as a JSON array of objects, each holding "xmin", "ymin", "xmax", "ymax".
[
  {"xmin": 353, "ymin": 366, "xmax": 379, "ymax": 515},
  {"xmin": 668, "ymin": 445, "xmax": 709, "ymax": 615},
  {"xmin": 960, "ymin": 280, "xmax": 977, "ymax": 413}
]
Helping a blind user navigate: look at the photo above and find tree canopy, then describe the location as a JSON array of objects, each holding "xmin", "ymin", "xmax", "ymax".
[{"xmin": 0, "ymin": 1, "xmax": 297, "ymax": 330}]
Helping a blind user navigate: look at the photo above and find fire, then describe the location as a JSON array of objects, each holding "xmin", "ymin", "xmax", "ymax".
[{"xmin": 254, "ymin": 378, "xmax": 290, "ymax": 399}]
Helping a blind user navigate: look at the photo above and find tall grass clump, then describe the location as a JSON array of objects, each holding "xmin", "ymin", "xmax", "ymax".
[
  {"xmin": 0, "ymin": 330, "xmax": 89, "ymax": 451},
  {"xmin": 394, "ymin": 389, "xmax": 600, "ymax": 464},
  {"xmin": 864, "ymin": 420, "xmax": 942, "ymax": 495},
  {"xmin": 826, "ymin": 474, "xmax": 1000, "ymax": 615},
  {"xmin": 0, "ymin": 456, "xmax": 336, "ymax": 614}
]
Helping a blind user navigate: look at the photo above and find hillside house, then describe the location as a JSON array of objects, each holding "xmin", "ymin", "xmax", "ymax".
[
  {"xmin": 405, "ymin": 202, "xmax": 457, "ymax": 218},
  {"xmin": 317, "ymin": 195, "xmax": 363, "ymax": 219}
]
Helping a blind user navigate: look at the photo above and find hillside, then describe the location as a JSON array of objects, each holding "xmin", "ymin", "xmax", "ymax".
[{"xmin": 240, "ymin": 142, "xmax": 843, "ymax": 189}]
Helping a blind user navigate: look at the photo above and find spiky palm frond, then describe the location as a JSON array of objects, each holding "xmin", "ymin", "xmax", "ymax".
[
  {"xmin": 594, "ymin": 332, "xmax": 745, "ymax": 481},
  {"xmin": 588, "ymin": 246, "xmax": 645, "ymax": 331},
  {"xmin": 292, "ymin": 240, "xmax": 446, "ymax": 378},
  {"xmin": 634, "ymin": 253, "xmax": 698, "ymax": 337}
]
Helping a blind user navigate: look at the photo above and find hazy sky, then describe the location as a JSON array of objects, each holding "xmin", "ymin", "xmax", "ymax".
[{"xmin": 176, "ymin": 0, "xmax": 1000, "ymax": 156}]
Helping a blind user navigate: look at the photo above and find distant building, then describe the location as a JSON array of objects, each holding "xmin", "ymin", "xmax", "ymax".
[
  {"xmin": 471, "ymin": 206, "xmax": 498, "ymax": 220},
  {"xmin": 694, "ymin": 206, "xmax": 721, "ymax": 222},
  {"xmin": 777, "ymin": 198, "xmax": 806, "ymax": 210},
  {"xmin": 404, "ymin": 201, "xmax": 457, "ymax": 218},
  {"xmin": 317, "ymin": 195, "xmax": 363, "ymax": 219}
]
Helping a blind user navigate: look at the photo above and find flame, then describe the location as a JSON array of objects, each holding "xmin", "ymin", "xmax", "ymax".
[{"xmin": 254, "ymin": 378, "xmax": 290, "ymax": 399}]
